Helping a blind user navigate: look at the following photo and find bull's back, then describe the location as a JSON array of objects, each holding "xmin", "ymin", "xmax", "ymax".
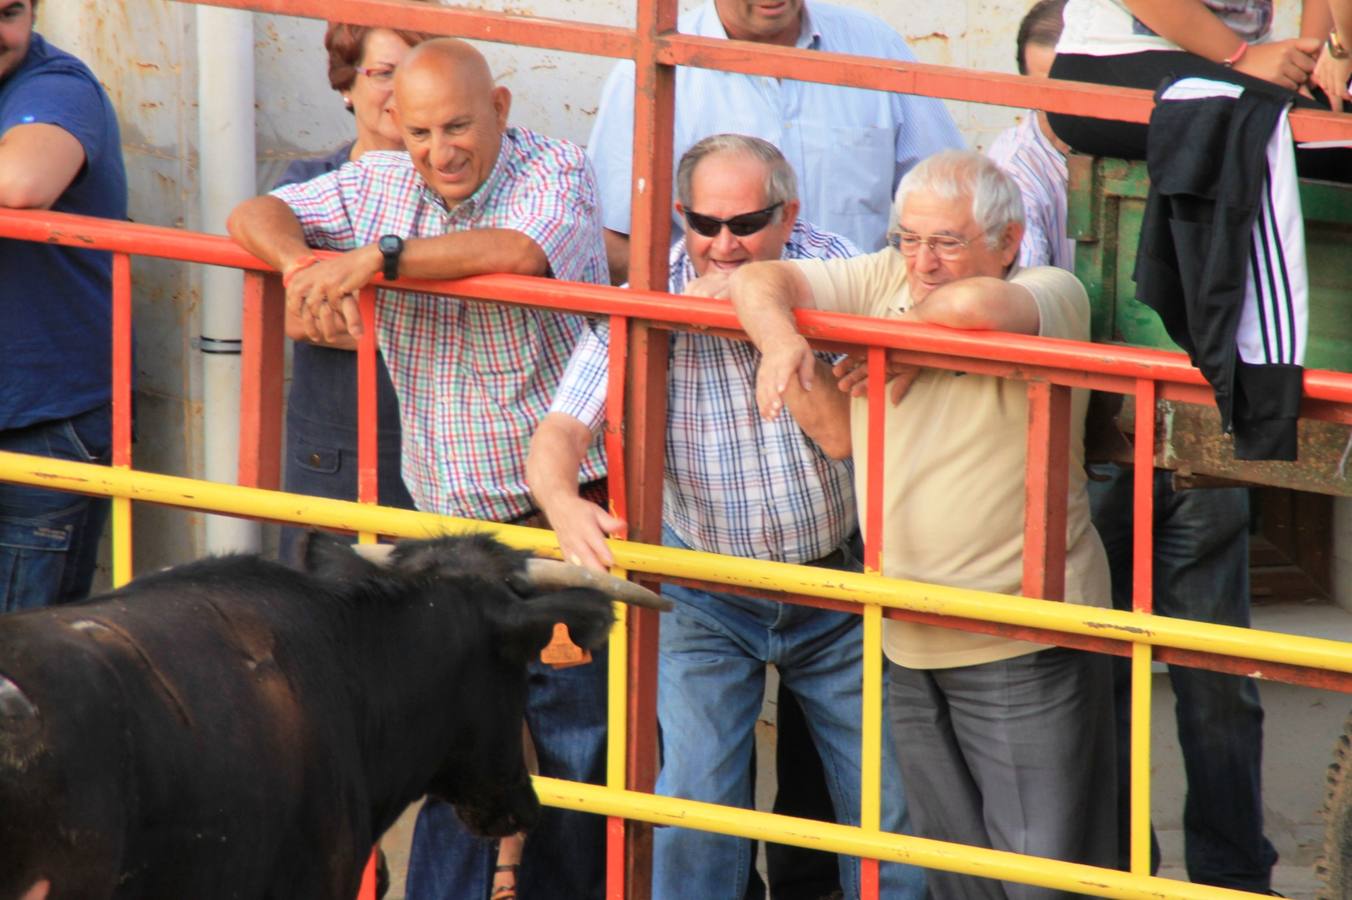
[{"xmin": 0, "ymin": 560, "xmax": 363, "ymax": 898}]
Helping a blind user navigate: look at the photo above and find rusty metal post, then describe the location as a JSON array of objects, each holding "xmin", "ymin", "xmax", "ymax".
[
  {"xmin": 618, "ymin": 0, "xmax": 677, "ymax": 895},
  {"xmin": 1022, "ymin": 380, "xmax": 1071, "ymax": 601}
]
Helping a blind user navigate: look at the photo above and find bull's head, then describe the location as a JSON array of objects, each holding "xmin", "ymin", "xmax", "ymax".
[{"xmin": 301, "ymin": 531, "xmax": 667, "ymax": 838}]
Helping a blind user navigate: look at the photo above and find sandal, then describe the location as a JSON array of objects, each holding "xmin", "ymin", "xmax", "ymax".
[{"xmin": 490, "ymin": 863, "xmax": 519, "ymax": 900}]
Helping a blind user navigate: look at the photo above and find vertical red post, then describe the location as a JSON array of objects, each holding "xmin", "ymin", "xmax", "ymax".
[
  {"xmin": 621, "ymin": 320, "xmax": 668, "ymax": 900},
  {"xmin": 621, "ymin": 0, "xmax": 677, "ymax": 895},
  {"xmin": 605, "ymin": 313, "xmax": 633, "ymax": 900},
  {"xmin": 110, "ymin": 253, "xmax": 134, "ymax": 586},
  {"xmin": 858, "ymin": 346, "xmax": 887, "ymax": 900},
  {"xmin": 1021, "ymin": 380, "xmax": 1071, "ymax": 601},
  {"xmin": 237, "ymin": 271, "xmax": 286, "ymax": 490},
  {"xmin": 1131, "ymin": 382, "xmax": 1156, "ymax": 615},
  {"xmin": 357, "ymin": 286, "xmax": 379, "ymax": 510}
]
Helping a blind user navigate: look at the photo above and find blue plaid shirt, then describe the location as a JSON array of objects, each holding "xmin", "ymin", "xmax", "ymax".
[{"xmin": 550, "ymin": 221, "xmax": 858, "ymax": 562}]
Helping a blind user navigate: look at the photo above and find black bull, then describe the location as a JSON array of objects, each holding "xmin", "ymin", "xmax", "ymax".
[{"xmin": 0, "ymin": 532, "xmax": 656, "ymax": 900}]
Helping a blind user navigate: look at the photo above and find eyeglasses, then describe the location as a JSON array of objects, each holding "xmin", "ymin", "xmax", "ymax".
[
  {"xmin": 356, "ymin": 65, "xmax": 397, "ymax": 84},
  {"xmin": 683, "ymin": 202, "xmax": 783, "ymax": 238},
  {"xmin": 889, "ymin": 228, "xmax": 987, "ymax": 260}
]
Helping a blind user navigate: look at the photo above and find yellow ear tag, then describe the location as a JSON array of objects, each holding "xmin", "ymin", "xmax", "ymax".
[{"xmin": 540, "ymin": 622, "xmax": 591, "ymax": 668}]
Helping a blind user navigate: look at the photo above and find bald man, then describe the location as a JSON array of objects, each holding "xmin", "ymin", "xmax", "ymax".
[{"xmin": 228, "ymin": 38, "xmax": 612, "ymax": 900}]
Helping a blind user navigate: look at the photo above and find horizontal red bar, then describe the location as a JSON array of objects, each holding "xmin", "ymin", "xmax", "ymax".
[{"xmin": 7, "ymin": 207, "xmax": 1352, "ymax": 412}]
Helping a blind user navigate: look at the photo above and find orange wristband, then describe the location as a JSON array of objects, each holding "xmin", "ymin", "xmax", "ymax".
[
  {"xmin": 1222, "ymin": 41, "xmax": 1248, "ymax": 67},
  {"xmin": 281, "ymin": 254, "xmax": 319, "ymax": 287}
]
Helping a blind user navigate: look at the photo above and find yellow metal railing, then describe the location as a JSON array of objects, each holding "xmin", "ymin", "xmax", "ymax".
[{"xmin": 3, "ymin": 449, "xmax": 1350, "ymax": 899}]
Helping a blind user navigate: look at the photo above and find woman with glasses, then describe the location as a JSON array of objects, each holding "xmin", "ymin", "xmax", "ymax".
[{"xmin": 273, "ymin": 18, "xmax": 431, "ymax": 571}]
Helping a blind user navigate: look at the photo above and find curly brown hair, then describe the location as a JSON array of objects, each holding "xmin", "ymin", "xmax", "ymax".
[{"xmin": 324, "ymin": 16, "xmax": 437, "ymax": 94}]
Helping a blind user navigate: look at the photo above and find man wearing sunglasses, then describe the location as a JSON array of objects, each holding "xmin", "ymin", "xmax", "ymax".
[
  {"xmin": 730, "ymin": 150, "xmax": 1117, "ymax": 899},
  {"xmin": 527, "ymin": 134, "xmax": 927, "ymax": 900}
]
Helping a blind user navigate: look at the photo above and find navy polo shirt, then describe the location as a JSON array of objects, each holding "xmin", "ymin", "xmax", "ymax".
[{"xmin": 0, "ymin": 33, "xmax": 127, "ymax": 429}]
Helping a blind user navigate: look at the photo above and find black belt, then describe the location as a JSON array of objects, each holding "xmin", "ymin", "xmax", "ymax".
[
  {"xmin": 805, "ymin": 547, "xmax": 846, "ymax": 569},
  {"xmin": 507, "ymin": 478, "xmax": 609, "ymax": 529}
]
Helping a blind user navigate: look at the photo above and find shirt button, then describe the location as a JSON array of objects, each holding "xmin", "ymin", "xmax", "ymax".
[{"xmin": 309, "ymin": 453, "xmax": 323, "ymax": 466}]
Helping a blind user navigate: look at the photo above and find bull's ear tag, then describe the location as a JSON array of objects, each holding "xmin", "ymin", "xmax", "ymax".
[{"xmin": 540, "ymin": 622, "xmax": 591, "ymax": 668}]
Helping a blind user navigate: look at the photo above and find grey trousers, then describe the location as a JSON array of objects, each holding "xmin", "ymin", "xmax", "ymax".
[{"xmin": 887, "ymin": 647, "xmax": 1117, "ymax": 900}]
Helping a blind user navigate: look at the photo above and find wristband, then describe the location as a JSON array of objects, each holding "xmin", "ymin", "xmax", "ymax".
[
  {"xmin": 1330, "ymin": 29, "xmax": 1349, "ymax": 60},
  {"xmin": 1222, "ymin": 41, "xmax": 1249, "ymax": 67},
  {"xmin": 281, "ymin": 254, "xmax": 319, "ymax": 287}
]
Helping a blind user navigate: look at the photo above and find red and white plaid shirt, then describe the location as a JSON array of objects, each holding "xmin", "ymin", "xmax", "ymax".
[{"xmin": 272, "ymin": 127, "xmax": 608, "ymax": 521}]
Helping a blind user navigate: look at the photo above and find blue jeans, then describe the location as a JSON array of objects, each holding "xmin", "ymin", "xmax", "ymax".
[
  {"xmin": 654, "ymin": 526, "xmax": 925, "ymax": 900},
  {"xmin": 1087, "ymin": 464, "xmax": 1276, "ymax": 892},
  {"xmin": 0, "ymin": 406, "xmax": 111, "ymax": 613},
  {"xmin": 404, "ymin": 646, "xmax": 609, "ymax": 900}
]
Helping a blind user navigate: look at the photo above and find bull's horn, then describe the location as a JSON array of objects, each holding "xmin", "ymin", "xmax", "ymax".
[
  {"xmin": 352, "ymin": 543, "xmax": 396, "ymax": 564},
  {"xmin": 525, "ymin": 559, "xmax": 671, "ymax": 611}
]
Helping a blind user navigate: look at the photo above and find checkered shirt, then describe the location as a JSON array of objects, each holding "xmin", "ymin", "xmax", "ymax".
[
  {"xmin": 272, "ymin": 128, "xmax": 608, "ymax": 521},
  {"xmin": 549, "ymin": 221, "xmax": 859, "ymax": 562}
]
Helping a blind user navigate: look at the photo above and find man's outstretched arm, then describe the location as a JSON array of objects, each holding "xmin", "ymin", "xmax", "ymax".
[{"xmin": 526, "ymin": 412, "xmax": 625, "ymax": 572}]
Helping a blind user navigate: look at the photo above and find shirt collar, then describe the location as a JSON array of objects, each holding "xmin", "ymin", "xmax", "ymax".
[
  {"xmin": 1024, "ymin": 110, "xmax": 1066, "ymax": 163},
  {"xmin": 417, "ymin": 130, "xmax": 513, "ymax": 218}
]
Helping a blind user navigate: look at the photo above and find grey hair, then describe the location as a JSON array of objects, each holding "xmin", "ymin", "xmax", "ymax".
[
  {"xmin": 675, "ymin": 133, "xmax": 798, "ymax": 213},
  {"xmin": 892, "ymin": 150, "xmax": 1024, "ymax": 247}
]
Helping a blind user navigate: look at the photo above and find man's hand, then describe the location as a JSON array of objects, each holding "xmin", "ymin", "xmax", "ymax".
[
  {"xmin": 284, "ymin": 245, "xmax": 382, "ymax": 342},
  {"xmin": 684, "ymin": 271, "xmax": 733, "ymax": 299},
  {"xmin": 546, "ymin": 495, "xmax": 627, "ymax": 572},
  {"xmin": 1234, "ymin": 37, "xmax": 1322, "ymax": 91},
  {"xmin": 832, "ymin": 351, "xmax": 923, "ymax": 405},
  {"xmin": 1313, "ymin": 45, "xmax": 1352, "ymax": 111},
  {"xmin": 756, "ymin": 336, "xmax": 815, "ymax": 421}
]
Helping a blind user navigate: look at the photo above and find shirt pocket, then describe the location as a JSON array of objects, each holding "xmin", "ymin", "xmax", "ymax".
[{"xmin": 808, "ymin": 124, "xmax": 894, "ymax": 218}]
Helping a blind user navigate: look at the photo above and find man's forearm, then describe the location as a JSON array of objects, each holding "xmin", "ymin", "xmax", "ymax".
[
  {"xmin": 909, "ymin": 277, "xmax": 1040, "ymax": 334},
  {"xmin": 1122, "ymin": 0, "xmax": 1247, "ymax": 59},
  {"xmin": 400, "ymin": 229, "xmax": 550, "ymax": 281},
  {"xmin": 729, "ymin": 261, "xmax": 812, "ymax": 351},
  {"xmin": 526, "ymin": 412, "xmax": 596, "ymax": 513},
  {"xmin": 226, "ymin": 196, "xmax": 314, "ymax": 272}
]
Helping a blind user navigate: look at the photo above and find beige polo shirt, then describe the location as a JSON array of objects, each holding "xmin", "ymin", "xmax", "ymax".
[{"xmin": 794, "ymin": 248, "xmax": 1110, "ymax": 669}]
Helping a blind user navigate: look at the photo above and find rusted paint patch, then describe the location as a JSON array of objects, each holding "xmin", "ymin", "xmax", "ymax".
[{"xmin": 1084, "ymin": 619, "xmax": 1154, "ymax": 636}]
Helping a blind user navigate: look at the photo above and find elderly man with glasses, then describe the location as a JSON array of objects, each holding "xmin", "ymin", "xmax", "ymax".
[
  {"xmin": 527, "ymin": 133, "xmax": 927, "ymax": 900},
  {"xmin": 730, "ymin": 149, "xmax": 1117, "ymax": 900}
]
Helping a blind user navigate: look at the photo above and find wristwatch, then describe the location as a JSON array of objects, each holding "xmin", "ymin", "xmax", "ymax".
[{"xmin": 378, "ymin": 234, "xmax": 404, "ymax": 281}]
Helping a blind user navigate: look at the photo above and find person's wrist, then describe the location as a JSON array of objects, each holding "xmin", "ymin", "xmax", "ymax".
[
  {"xmin": 1221, "ymin": 40, "xmax": 1249, "ymax": 67},
  {"xmin": 282, "ymin": 254, "xmax": 318, "ymax": 287}
]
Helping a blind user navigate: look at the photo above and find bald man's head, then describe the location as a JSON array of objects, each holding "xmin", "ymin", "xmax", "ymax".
[{"xmin": 391, "ymin": 38, "xmax": 511, "ymax": 207}]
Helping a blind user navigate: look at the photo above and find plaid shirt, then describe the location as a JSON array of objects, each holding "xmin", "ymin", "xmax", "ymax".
[
  {"xmin": 550, "ymin": 221, "xmax": 858, "ymax": 562},
  {"xmin": 272, "ymin": 128, "xmax": 608, "ymax": 521}
]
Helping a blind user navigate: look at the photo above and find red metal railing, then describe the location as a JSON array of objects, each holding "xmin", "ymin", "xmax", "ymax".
[{"xmin": 11, "ymin": 0, "xmax": 1352, "ymax": 895}]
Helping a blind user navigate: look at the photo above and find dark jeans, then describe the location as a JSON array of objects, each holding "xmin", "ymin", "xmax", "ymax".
[
  {"xmin": 277, "ymin": 344, "xmax": 415, "ymax": 567},
  {"xmin": 404, "ymin": 646, "xmax": 609, "ymax": 900},
  {"xmin": 0, "ymin": 405, "xmax": 112, "ymax": 613},
  {"xmin": 1086, "ymin": 464, "xmax": 1277, "ymax": 892},
  {"xmin": 1048, "ymin": 51, "xmax": 1352, "ymax": 184}
]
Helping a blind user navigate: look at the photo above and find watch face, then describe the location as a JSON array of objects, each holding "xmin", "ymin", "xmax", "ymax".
[{"xmin": 380, "ymin": 235, "xmax": 402, "ymax": 255}]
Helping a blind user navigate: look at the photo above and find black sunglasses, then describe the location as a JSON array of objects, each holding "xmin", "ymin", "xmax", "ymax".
[{"xmin": 683, "ymin": 202, "xmax": 783, "ymax": 238}]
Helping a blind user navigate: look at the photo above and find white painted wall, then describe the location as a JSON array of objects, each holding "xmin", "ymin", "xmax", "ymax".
[{"xmin": 33, "ymin": 0, "xmax": 1306, "ymax": 573}]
